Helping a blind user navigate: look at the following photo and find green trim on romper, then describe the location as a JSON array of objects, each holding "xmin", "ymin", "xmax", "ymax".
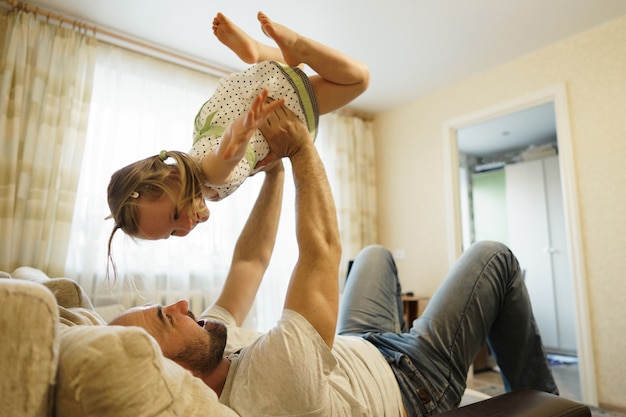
[
  {"xmin": 275, "ymin": 63, "xmax": 318, "ymax": 140},
  {"xmin": 244, "ymin": 145, "xmax": 257, "ymax": 170},
  {"xmin": 194, "ymin": 62, "xmax": 318, "ymax": 170},
  {"xmin": 194, "ymin": 109, "xmax": 261, "ymax": 169},
  {"xmin": 193, "ymin": 110, "xmax": 225, "ymax": 144}
]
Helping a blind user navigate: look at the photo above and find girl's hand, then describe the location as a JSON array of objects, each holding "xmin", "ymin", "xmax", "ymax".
[
  {"xmin": 221, "ymin": 90, "xmax": 285, "ymax": 160},
  {"xmin": 243, "ymin": 89, "xmax": 286, "ymax": 130}
]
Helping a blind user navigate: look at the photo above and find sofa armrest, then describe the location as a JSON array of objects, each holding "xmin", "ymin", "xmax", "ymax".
[
  {"xmin": 0, "ymin": 279, "xmax": 59, "ymax": 417},
  {"xmin": 439, "ymin": 389, "xmax": 590, "ymax": 416}
]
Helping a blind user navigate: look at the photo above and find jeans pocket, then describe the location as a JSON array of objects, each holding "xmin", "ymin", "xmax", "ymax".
[{"xmin": 386, "ymin": 353, "xmax": 438, "ymax": 417}]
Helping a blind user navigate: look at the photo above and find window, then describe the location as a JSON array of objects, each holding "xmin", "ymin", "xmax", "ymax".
[{"xmin": 65, "ymin": 43, "xmax": 297, "ymax": 331}]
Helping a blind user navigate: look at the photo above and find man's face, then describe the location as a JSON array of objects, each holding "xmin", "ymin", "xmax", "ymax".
[{"xmin": 110, "ymin": 300, "xmax": 226, "ymax": 375}]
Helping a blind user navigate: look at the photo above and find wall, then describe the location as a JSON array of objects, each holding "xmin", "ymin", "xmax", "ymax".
[{"xmin": 374, "ymin": 14, "xmax": 626, "ymax": 410}]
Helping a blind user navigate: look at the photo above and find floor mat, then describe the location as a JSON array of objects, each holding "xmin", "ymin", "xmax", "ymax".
[{"xmin": 547, "ymin": 353, "xmax": 579, "ymax": 366}]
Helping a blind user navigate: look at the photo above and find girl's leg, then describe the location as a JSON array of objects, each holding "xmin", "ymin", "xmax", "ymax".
[
  {"xmin": 337, "ymin": 245, "xmax": 407, "ymax": 335},
  {"xmin": 257, "ymin": 12, "xmax": 370, "ymax": 114},
  {"xmin": 212, "ymin": 13, "xmax": 284, "ymax": 64}
]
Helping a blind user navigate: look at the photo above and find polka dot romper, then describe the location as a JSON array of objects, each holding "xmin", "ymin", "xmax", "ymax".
[{"xmin": 189, "ymin": 61, "xmax": 319, "ymax": 201}]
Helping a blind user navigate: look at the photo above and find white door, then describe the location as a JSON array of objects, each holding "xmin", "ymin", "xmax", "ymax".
[
  {"xmin": 543, "ymin": 157, "xmax": 577, "ymax": 353},
  {"xmin": 505, "ymin": 158, "xmax": 559, "ymax": 350}
]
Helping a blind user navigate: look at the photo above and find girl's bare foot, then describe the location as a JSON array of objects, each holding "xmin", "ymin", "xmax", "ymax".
[
  {"xmin": 257, "ymin": 12, "xmax": 304, "ymax": 67},
  {"xmin": 212, "ymin": 12, "xmax": 260, "ymax": 64}
]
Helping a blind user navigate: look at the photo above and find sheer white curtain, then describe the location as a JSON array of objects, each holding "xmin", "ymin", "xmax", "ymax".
[
  {"xmin": 0, "ymin": 11, "xmax": 96, "ymax": 275},
  {"xmin": 317, "ymin": 113, "xmax": 378, "ymax": 281},
  {"xmin": 64, "ymin": 43, "xmax": 298, "ymax": 330}
]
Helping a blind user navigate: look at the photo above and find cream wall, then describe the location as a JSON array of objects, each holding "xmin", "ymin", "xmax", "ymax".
[{"xmin": 374, "ymin": 15, "xmax": 626, "ymax": 409}]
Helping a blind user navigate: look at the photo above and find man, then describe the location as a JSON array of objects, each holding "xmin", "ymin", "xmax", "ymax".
[{"xmin": 111, "ymin": 105, "xmax": 558, "ymax": 416}]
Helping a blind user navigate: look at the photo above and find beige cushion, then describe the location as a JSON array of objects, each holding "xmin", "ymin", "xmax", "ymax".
[
  {"xmin": 43, "ymin": 277, "xmax": 95, "ymax": 310},
  {"xmin": 0, "ymin": 280, "xmax": 59, "ymax": 417},
  {"xmin": 38, "ymin": 277, "xmax": 106, "ymax": 326},
  {"xmin": 56, "ymin": 325, "xmax": 239, "ymax": 417},
  {"xmin": 57, "ymin": 305, "xmax": 107, "ymax": 327},
  {"xmin": 11, "ymin": 266, "xmax": 50, "ymax": 283}
]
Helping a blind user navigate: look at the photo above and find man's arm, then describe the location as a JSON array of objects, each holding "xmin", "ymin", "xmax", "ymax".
[
  {"xmin": 213, "ymin": 161, "xmax": 285, "ymax": 325},
  {"xmin": 260, "ymin": 107, "xmax": 342, "ymax": 348}
]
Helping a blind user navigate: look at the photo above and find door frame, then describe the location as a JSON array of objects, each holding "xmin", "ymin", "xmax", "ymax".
[{"xmin": 442, "ymin": 84, "xmax": 597, "ymax": 405}]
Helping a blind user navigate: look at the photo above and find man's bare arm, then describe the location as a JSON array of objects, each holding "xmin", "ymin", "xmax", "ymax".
[
  {"xmin": 260, "ymin": 107, "xmax": 342, "ymax": 348},
  {"xmin": 213, "ymin": 161, "xmax": 285, "ymax": 325}
]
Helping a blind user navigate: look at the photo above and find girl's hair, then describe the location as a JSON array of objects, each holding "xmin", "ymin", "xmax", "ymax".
[{"xmin": 105, "ymin": 150, "xmax": 205, "ymax": 279}]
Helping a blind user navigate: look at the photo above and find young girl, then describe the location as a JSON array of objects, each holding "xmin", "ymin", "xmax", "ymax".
[{"xmin": 106, "ymin": 11, "xmax": 369, "ymax": 244}]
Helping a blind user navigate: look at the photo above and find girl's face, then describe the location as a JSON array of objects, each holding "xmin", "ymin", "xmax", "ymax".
[{"xmin": 135, "ymin": 194, "xmax": 209, "ymax": 240}]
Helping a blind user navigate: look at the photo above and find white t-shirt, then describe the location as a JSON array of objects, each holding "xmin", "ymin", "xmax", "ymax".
[{"xmin": 202, "ymin": 306, "xmax": 404, "ymax": 416}]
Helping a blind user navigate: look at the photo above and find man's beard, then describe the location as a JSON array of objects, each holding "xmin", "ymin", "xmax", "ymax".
[{"xmin": 173, "ymin": 321, "xmax": 227, "ymax": 375}]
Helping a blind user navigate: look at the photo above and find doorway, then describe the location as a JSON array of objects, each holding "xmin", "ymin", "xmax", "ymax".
[{"xmin": 442, "ymin": 85, "xmax": 597, "ymax": 406}]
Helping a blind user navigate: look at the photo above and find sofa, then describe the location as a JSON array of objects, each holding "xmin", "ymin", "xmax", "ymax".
[
  {"xmin": 0, "ymin": 267, "xmax": 591, "ymax": 416},
  {"xmin": 0, "ymin": 267, "xmax": 237, "ymax": 417}
]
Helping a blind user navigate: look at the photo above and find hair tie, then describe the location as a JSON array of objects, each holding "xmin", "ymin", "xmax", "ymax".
[
  {"xmin": 129, "ymin": 191, "xmax": 139, "ymax": 199},
  {"xmin": 159, "ymin": 150, "xmax": 168, "ymax": 161}
]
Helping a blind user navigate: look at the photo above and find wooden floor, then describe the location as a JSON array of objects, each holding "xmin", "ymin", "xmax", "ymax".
[{"xmin": 467, "ymin": 363, "xmax": 581, "ymax": 402}]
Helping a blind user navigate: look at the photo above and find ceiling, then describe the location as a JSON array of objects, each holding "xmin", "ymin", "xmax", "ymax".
[
  {"xmin": 457, "ymin": 102, "xmax": 556, "ymax": 158},
  {"xmin": 16, "ymin": 0, "xmax": 626, "ymax": 155}
]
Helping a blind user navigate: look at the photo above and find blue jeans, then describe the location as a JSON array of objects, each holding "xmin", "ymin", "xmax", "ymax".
[{"xmin": 337, "ymin": 241, "xmax": 558, "ymax": 416}]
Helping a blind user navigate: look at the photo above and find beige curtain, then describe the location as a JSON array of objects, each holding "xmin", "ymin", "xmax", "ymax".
[
  {"xmin": 318, "ymin": 113, "xmax": 378, "ymax": 280},
  {"xmin": 0, "ymin": 11, "xmax": 96, "ymax": 275}
]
